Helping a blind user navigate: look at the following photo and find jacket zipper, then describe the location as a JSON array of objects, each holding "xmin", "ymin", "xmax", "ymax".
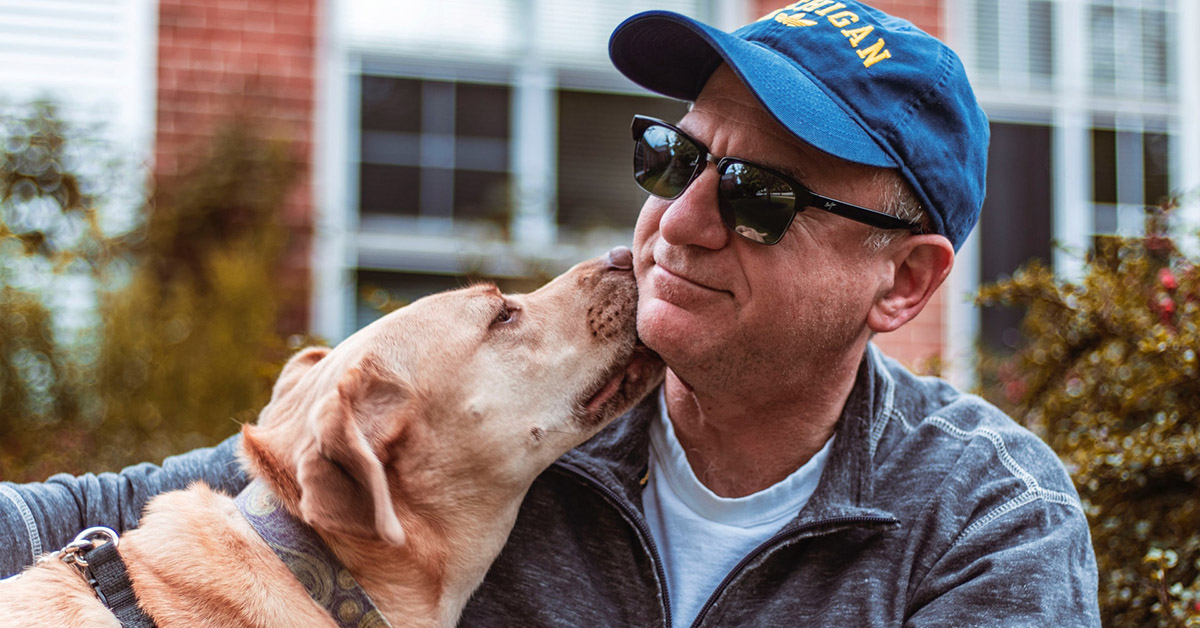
[
  {"xmin": 687, "ymin": 514, "xmax": 900, "ymax": 628},
  {"xmin": 557, "ymin": 460, "xmax": 900, "ymax": 628},
  {"xmin": 554, "ymin": 461, "xmax": 674, "ymax": 628}
]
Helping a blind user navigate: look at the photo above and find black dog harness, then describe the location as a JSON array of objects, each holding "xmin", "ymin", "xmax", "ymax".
[
  {"xmin": 52, "ymin": 526, "xmax": 157, "ymax": 628},
  {"xmin": 51, "ymin": 482, "xmax": 391, "ymax": 628}
]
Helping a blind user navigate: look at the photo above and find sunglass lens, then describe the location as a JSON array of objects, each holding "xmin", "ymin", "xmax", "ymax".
[
  {"xmin": 717, "ymin": 162, "xmax": 796, "ymax": 245},
  {"xmin": 634, "ymin": 124, "xmax": 701, "ymax": 199}
]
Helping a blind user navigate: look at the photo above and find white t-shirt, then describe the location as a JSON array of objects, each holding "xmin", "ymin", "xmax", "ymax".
[{"xmin": 643, "ymin": 390, "xmax": 834, "ymax": 628}]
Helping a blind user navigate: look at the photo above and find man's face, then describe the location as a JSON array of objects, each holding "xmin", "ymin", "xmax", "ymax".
[{"xmin": 631, "ymin": 65, "xmax": 895, "ymax": 390}]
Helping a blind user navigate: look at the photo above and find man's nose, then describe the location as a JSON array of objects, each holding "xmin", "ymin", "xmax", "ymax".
[{"xmin": 657, "ymin": 163, "xmax": 730, "ymax": 250}]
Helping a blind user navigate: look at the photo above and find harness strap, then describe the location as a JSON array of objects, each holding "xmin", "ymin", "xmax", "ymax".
[{"xmin": 81, "ymin": 541, "xmax": 158, "ymax": 628}]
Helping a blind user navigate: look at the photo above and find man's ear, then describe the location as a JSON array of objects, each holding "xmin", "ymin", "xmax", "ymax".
[
  {"xmin": 867, "ymin": 234, "xmax": 955, "ymax": 334},
  {"xmin": 296, "ymin": 357, "xmax": 410, "ymax": 546}
]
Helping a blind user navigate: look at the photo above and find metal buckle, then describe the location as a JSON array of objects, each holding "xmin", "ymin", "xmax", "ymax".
[{"xmin": 55, "ymin": 526, "xmax": 120, "ymax": 568}]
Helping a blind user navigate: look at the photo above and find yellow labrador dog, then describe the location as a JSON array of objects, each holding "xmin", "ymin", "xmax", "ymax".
[{"xmin": 0, "ymin": 248, "xmax": 663, "ymax": 628}]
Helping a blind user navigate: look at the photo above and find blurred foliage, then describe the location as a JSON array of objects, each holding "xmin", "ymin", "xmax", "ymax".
[
  {"xmin": 1, "ymin": 100, "xmax": 309, "ymax": 481},
  {"xmin": 977, "ymin": 200, "xmax": 1200, "ymax": 627}
]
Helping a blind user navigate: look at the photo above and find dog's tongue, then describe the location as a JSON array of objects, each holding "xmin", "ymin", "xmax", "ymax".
[
  {"xmin": 585, "ymin": 348, "xmax": 662, "ymax": 417},
  {"xmin": 584, "ymin": 371, "xmax": 625, "ymax": 416}
]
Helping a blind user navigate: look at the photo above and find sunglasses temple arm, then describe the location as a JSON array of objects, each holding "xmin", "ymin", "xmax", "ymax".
[{"xmin": 809, "ymin": 195, "xmax": 920, "ymax": 232}]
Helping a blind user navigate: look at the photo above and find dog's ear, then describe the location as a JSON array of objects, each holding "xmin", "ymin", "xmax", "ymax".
[
  {"xmin": 254, "ymin": 346, "xmax": 330, "ymax": 430},
  {"xmin": 297, "ymin": 358, "xmax": 409, "ymax": 546},
  {"xmin": 274, "ymin": 346, "xmax": 330, "ymax": 400}
]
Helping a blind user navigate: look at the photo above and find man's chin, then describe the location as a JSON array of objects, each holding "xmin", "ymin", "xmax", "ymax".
[
  {"xmin": 636, "ymin": 306, "xmax": 715, "ymax": 368},
  {"xmin": 635, "ymin": 300, "xmax": 683, "ymax": 351}
]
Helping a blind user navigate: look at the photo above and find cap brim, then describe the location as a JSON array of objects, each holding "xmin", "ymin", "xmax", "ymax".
[{"xmin": 609, "ymin": 11, "xmax": 895, "ymax": 168}]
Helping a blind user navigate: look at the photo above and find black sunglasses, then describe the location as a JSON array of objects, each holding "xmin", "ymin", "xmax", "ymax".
[{"xmin": 631, "ymin": 115, "xmax": 920, "ymax": 245}]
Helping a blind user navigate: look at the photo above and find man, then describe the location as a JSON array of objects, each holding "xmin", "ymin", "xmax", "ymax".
[{"xmin": 2, "ymin": 2, "xmax": 1099, "ymax": 625}]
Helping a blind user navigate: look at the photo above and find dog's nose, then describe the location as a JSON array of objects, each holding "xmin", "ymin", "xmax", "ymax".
[{"xmin": 606, "ymin": 246, "xmax": 633, "ymax": 270}]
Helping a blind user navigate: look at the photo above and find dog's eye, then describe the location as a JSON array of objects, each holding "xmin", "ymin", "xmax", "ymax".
[{"xmin": 492, "ymin": 302, "xmax": 518, "ymax": 327}]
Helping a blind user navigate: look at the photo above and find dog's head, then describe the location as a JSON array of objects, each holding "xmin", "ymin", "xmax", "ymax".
[{"xmin": 241, "ymin": 251, "xmax": 663, "ymax": 547}]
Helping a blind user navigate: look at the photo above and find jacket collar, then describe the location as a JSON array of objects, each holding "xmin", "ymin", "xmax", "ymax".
[
  {"xmin": 794, "ymin": 344, "xmax": 899, "ymax": 525},
  {"xmin": 559, "ymin": 344, "xmax": 899, "ymax": 524},
  {"xmin": 559, "ymin": 386, "xmax": 656, "ymax": 503}
]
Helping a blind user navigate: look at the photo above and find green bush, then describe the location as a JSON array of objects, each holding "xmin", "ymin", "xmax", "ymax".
[
  {"xmin": 978, "ymin": 201, "xmax": 1200, "ymax": 627},
  {"xmin": 0, "ymin": 101, "xmax": 308, "ymax": 480}
]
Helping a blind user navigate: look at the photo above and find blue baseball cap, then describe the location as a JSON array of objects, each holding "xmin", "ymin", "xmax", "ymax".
[{"xmin": 608, "ymin": 1, "xmax": 989, "ymax": 251}]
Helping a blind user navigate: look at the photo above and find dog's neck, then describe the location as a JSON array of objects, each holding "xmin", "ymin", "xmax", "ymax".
[
  {"xmin": 319, "ymin": 495, "xmax": 526, "ymax": 628},
  {"xmin": 241, "ymin": 429, "xmax": 526, "ymax": 628}
]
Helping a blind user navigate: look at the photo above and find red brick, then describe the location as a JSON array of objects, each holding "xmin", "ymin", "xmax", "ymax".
[
  {"xmin": 876, "ymin": 280, "xmax": 948, "ymax": 369},
  {"xmin": 154, "ymin": 2, "xmax": 319, "ymax": 329},
  {"xmin": 161, "ymin": 3, "xmax": 206, "ymax": 29},
  {"xmin": 154, "ymin": 0, "xmax": 319, "ymax": 328},
  {"xmin": 753, "ymin": 0, "xmax": 943, "ymax": 37}
]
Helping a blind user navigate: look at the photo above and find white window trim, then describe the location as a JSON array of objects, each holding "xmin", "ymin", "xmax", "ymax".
[
  {"xmin": 312, "ymin": 0, "xmax": 357, "ymax": 342},
  {"xmin": 1177, "ymin": 0, "xmax": 1200, "ymax": 251}
]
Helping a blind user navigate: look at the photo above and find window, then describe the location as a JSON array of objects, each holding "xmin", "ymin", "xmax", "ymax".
[
  {"xmin": 1091, "ymin": 124, "xmax": 1172, "ymax": 233},
  {"xmin": 355, "ymin": 270, "xmax": 464, "ymax": 331},
  {"xmin": 355, "ymin": 269, "xmax": 547, "ymax": 330},
  {"xmin": 1088, "ymin": 0, "xmax": 1174, "ymax": 99},
  {"xmin": 969, "ymin": 0, "xmax": 1174, "ymax": 97},
  {"xmin": 359, "ymin": 76, "xmax": 511, "ymax": 228},
  {"xmin": 1092, "ymin": 128, "xmax": 1118, "ymax": 206},
  {"xmin": 1143, "ymin": 132, "xmax": 1170, "ymax": 206},
  {"xmin": 979, "ymin": 122, "xmax": 1054, "ymax": 352},
  {"xmin": 969, "ymin": 0, "xmax": 1056, "ymax": 90},
  {"xmin": 556, "ymin": 90, "xmax": 688, "ymax": 235},
  {"xmin": 960, "ymin": 0, "xmax": 1186, "ymax": 369}
]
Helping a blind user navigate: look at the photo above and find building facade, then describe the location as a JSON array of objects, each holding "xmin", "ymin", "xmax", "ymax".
[{"xmin": 3, "ymin": 0, "xmax": 1197, "ymax": 386}]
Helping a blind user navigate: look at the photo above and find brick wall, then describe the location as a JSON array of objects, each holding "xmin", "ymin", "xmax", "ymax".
[
  {"xmin": 837, "ymin": 0, "xmax": 945, "ymax": 369},
  {"xmin": 860, "ymin": 0, "xmax": 941, "ymax": 37},
  {"xmin": 751, "ymin": 0, "xmax": 941, "ymax": 36},
  {"xmin": 156, "ymin": 0, "xmax": 318, "ymax": 331},
  {"xmin": 749, "ymin": 0, "xmax": 947, "ymax": 370}
]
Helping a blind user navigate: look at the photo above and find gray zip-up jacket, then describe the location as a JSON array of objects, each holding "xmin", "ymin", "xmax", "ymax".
[{"xmin": 1, "ymin": 345, "xmax": 1100, "ymax": 626}]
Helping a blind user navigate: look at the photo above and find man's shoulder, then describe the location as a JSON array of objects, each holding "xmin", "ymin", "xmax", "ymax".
[
  {"xmin": 871, "ymin": 350, "xmax": 1080, "ymax": 509},
  {"xmin": 872, "ymin": 349, "xmax": 1010, "ymax": 433}
]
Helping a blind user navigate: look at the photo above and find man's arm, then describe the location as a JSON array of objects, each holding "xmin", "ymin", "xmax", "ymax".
[
  {"xmin": 904, "ymin": 496, "xmax": 1100, "ymax": 627},
  {"xmin": 0, "ymin": 433, "xmax": 249, "ymax": 578}
]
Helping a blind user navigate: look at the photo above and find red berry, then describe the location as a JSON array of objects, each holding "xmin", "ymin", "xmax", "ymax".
[
  {"xmin": 1004, "ymin": 380, "xmax": 1026, "ymax": 403},
  {"xmin": 1160, "ymin": 296, "xmax": 1176, "ymax": 314},
  {"xmin": 1159, "ymin": 268, "xmax": 1178, "ymax": 290}
]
